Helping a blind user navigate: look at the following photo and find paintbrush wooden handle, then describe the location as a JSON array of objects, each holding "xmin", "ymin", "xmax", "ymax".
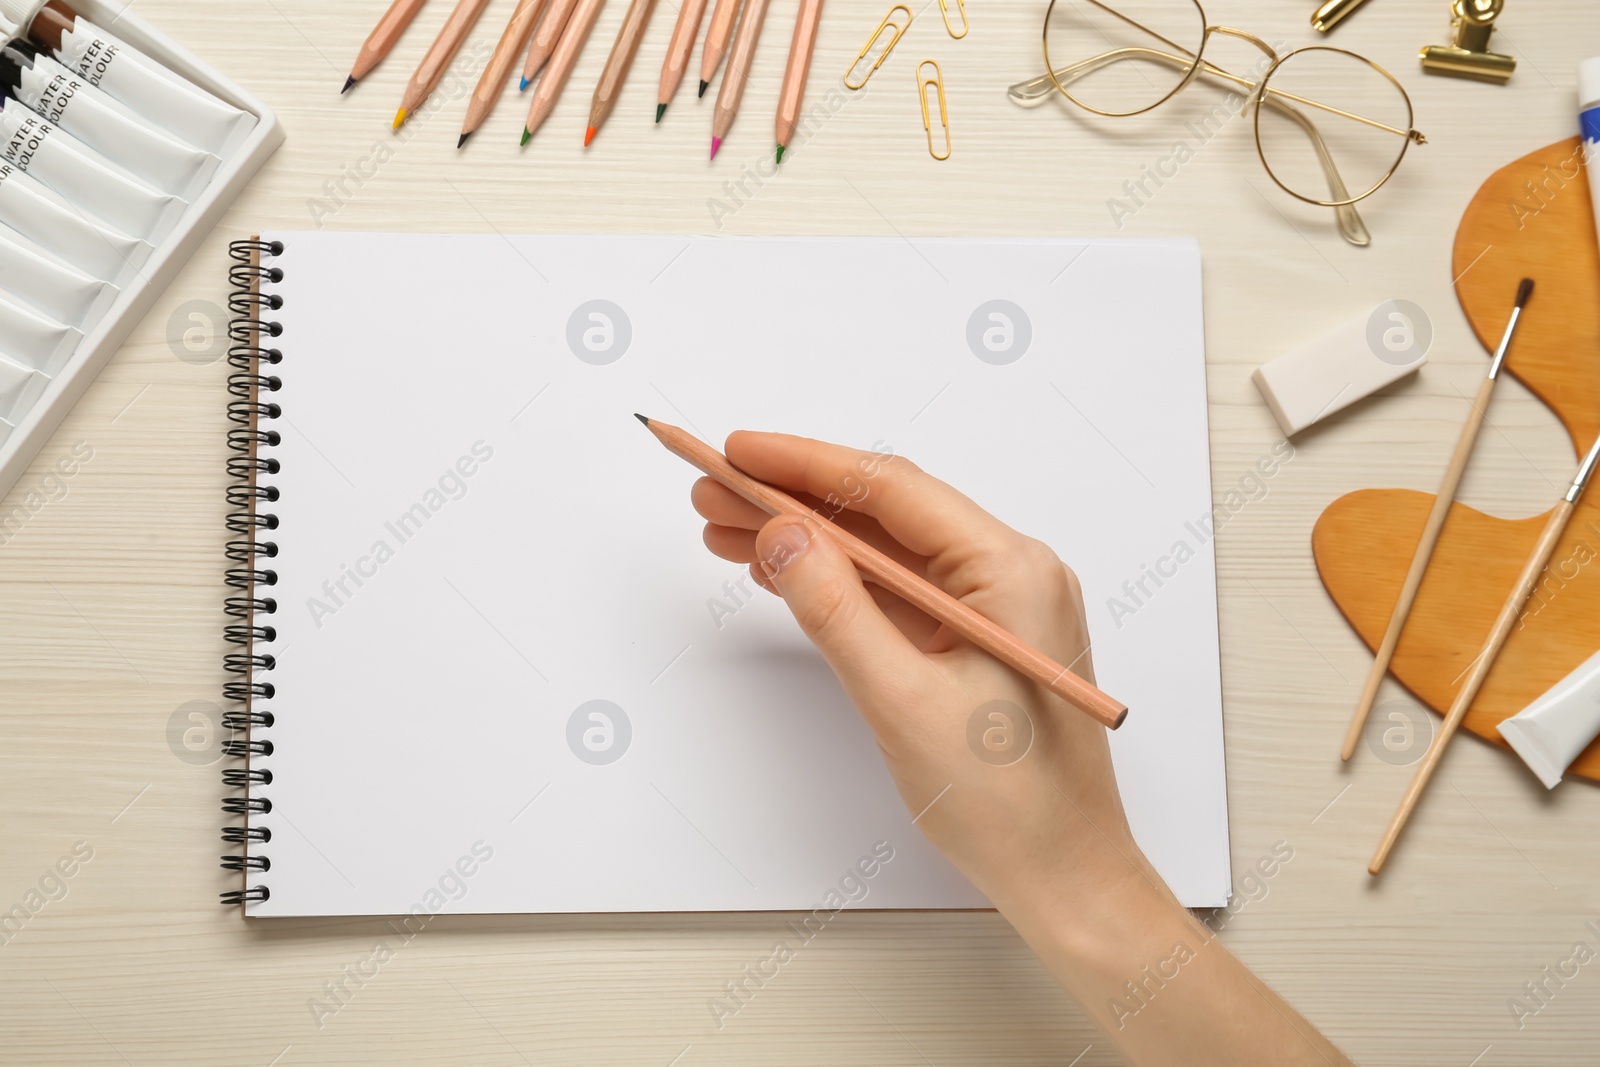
[
  {"xmin": 1342, "ymin": 374, "xmax": 1498, "ymax": 760},
  {"xmin": 644, "ymin": 417, "xmax": 1128, "ymax": 730},
  {"xmin": 1368, "ymin": 497, "xmax": 1577, "ymax": 874}
]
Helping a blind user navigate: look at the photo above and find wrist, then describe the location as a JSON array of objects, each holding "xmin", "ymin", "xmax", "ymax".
[{"xmin": 990, "ymin": 836, "xmax": 1198, "ymax": 1009}]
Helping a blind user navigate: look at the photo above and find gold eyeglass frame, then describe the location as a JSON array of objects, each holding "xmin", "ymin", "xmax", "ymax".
[{"xmin": 1021, "ymin": 0, "xmax": 1426, "ymax": 242}]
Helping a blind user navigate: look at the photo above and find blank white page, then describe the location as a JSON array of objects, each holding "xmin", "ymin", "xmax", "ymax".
[{"xmin": 244, "ymin": 233, "xmax": 1228, "ymax": 916}]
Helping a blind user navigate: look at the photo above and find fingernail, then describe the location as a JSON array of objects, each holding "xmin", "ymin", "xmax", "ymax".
[{"xmin": 759, "ymin": 519, "xmax": 811, "ymax": 580}]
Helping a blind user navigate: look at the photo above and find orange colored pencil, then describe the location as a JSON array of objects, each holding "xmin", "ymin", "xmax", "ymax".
[
  {"xmin": 520, "ymin": 0, "xmax": 607, "ymax": 144},
  {"xmin": 638, "ymin": 415, "xmax": 1129, "ymax": 730},
  {"xmin": 344, "ymin": 0, "xmax": 430, "ymax": 92},
  {"xmin": 774, "ymin": 0, "xmax": 822, "ymax": 161},
  {"xmin": 459, "ymin": 0, "xmax": 550, "ymax": 146},
  {"xmin": 586, "ymin": 0, "xmax": 659, "ymax": 145},
  {"xmin": 655, "ymin": 0, "xmax": 710, "ymax": 120},
  {"xmin": 697, "ymin": 0, "xmax": 744, "ymax": 96},
  {"xmin": 394, "ymin": 0, "xmax": 494, "ymax": 128},
  {"xmin": 522, "ymin": 0, "xmax": 582, "ymax": 88}
]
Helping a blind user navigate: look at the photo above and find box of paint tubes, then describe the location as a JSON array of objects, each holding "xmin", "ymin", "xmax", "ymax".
[{"xmin": 0, "ymin": 0, "xmax": 283, "ymax": 497}]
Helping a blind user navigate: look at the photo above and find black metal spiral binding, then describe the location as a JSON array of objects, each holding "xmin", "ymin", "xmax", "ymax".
[{"xmin": 221, "ymin": 238, "xmax": 283, "ymax": 908}]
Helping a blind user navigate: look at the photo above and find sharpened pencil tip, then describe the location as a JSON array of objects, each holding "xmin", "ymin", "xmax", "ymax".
[
  {"xmin": 457, "ymin": 132, "xmax": 470, "ymax": 149},
  {"xmin": 342, "ymin": 74, "xmax": 357, "ymax": 94},
  {"xmin": 774, "ymin": 144, "xmax": 784, "ymax": 164},
  {"xmin": 634, "ymin": 413, "xmax": 650, "ymax": 425},
  {"xmin": 520, "ymin": 127, "xmax": 531, "ymax": 146},
  {"xmin": 584, "ymin": 126, "xmax": 596, "ymax": 147},
  {"xmin": 697, "ymin": 80, "xmax": 708, "ymax": 98},
  {"xmin": 710, "ymin": 136, "xmax": 721, "ymax": 160},
  {"xmin": 1515, "ymin": 277, "xmax": 1534, "ymax": 308},
  {"xmin": 519, "ymin": 76, "xmax": 530, "ymax": 91},
  {"xmin": 655, "ymin": 103, "xmax": 666, "ymax": 123},
  {"xmin": 392, "ymin": 108, "xmax": 407, "ymax": 129}
]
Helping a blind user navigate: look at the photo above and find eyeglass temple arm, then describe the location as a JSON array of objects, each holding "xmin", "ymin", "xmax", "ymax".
[{"xmin": 1006, "ymin": 47, "xmax": 1369, "ymax": 246}]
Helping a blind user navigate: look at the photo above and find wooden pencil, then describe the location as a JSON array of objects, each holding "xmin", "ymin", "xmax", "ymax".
[
  {"xmin": 393, "ymin": 0, "xmax": 494, "ymax": 128},
  {"xmin": 585, "ymin": 0, "xmax": 659, "ymax": 145},
  {"xmin": 459, "ymin": 0, "xmax": 550, "ymax": 146},
  {"xmin": 656, "ymin": 0, "xmax": 710, "ymax": 121},
  {"xmin": 773, "ymin": 0, "xmax": 822, "ymax": 161},
  {"xmin": 709, "ymin": 0, "xmax": 770, "ymax": 159},
  {"xmin": 522, "ymin": 0, "xmax": 582, "ymax": 88},
  {"xmin": 638, "ymin": 415, "xmax": 1129, "ymax": 730},
  {"xmin": 1340, "ymin": 279, "xmax": 1533, "ymax": 762},
  {"xmin": 697, "ymin": 0, "xmax": 744, "ymax": 97},
  {"xmin": 344, "ymin": 0, "xmax": 429, "ymax": 93},
  {"xmin": 520, "ymin": 0, "xmax": 607, "ymax": 144},
  {"xmin": 1369, "ymin": 426, "xmax": 1600, "ymax": 874}
]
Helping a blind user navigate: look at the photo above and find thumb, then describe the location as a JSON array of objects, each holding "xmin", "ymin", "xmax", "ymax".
[{"xmin": 754, "ymin": 515, "xmax": 930, "ymax": 710}]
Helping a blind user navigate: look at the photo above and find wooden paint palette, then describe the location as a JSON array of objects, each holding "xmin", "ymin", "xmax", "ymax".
[{"xmin": 1313, "ymin": 137, "xmax": 1600, "ymax": 783}]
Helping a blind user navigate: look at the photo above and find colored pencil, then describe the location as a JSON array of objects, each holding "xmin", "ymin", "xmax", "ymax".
[
  {"xmin": 522, "ymin": 0, "xmax": 582, "ymax": 89},
  {"xmin": 774, "ymin": 0, "xmax": 822, "ymax": 161},
  {"xmin": 1340, "ymin": 279, "xmax": 1533, "ymax": 761},
  {"xmin": 394, "ymin": 0, "xmax": 493, "ymax": 128},
  {"xmin": 459, "ymin": 0, "xmax": 550, "ymax": 146},
  {"xmin": 709, "ymin": 0, "xmax": 769, "ymax": 158},
  {"xmin": 344, "ymin": 0, "xmax": 429, "ymax": 93},
  {"xmin": 637, "ymin": 415, "xmax": 1129, "ymax": 730},
  {"xmin": 655, "ymin": 0, "xmax": 710, "ymax": 121},
  {"xmin": 586, "ymin": 0, "xmax": 658, "ymax": 145},
  {"xmin": 521, "ymin": 0, "xmax": 607, "ymax": 144},
  {"xmin": 697, "ymin": 0, "xmax": 744, "ymax": 97},
  {"xmin": 1368, "ymin": 426, "xmax": 1600, "ymax": 874}
]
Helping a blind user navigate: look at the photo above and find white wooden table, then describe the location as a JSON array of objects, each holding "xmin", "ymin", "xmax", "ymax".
[{"xmin": 2, "ymin": 0, "xmax": 1598, "ymax": 1063}]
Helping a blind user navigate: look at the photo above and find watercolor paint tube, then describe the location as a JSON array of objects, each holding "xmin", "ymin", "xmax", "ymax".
[
  {"xmin": 1579, "ymin": 57, "xmax": 1600, "ymax": 254},
  {"xmin": 0, "ymin": 286, "xmax": 82, "ymax": 375},
  {"xmin": 1498, "ymin": 648, "xmax": 1600, "ymax": 789},
  {"xmin": 0, "ymin": 97, "xmax": 185, "ymax": 241},
  {"xmin": 0, "ymin": 349, "xmax": 51, "ymax": 421},
  {"xmin": 0, "ymin": 218, "xmax": 116, "ymax": 327},
  {"xmin": 1, "ymin": 46, "xmax": 220, "ymax": 198},
  {"xmin": 21, "ymin": 1, "xmax": 257, "ymax": 157},
  {"xmin": 0, "ymin": 159, "xmax": 150, "ymax": 285}
]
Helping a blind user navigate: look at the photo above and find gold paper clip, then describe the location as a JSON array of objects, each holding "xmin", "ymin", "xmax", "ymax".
[
  {"xmin": 938, "ymin": 0, "xmax": 968, "ymax": 39},
  {"xmin": 845, "ymin": 5, "xmax": 911, "ymax": 90},
  {"xmin": 916, "ymin": 60, "xmax": 950, "ymax": 161}
]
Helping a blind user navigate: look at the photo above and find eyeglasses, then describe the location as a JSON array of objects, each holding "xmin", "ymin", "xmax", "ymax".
[{"xmin": 1008, "ymin": 0, "xmax": 1426, "ymax": 246}]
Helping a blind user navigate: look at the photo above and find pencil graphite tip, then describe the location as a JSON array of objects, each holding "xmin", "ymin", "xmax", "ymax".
[
  {"xmin": 710, "ymin": 136, "xmax": 721, "ymax": 160},
  {"xmin": 655, "ymin": 103, "xmax": 666, "ymax": 123},
  {"xmin": 775, "ymin": 144, "xmax": 785, "ymax": 164},
  {"xmin": 520, "ymin": 127, "xmax": 532, "ymax": 146},
  {"xmin": 1515, "ymin": 277, "xmax": 1534, "ymax": 308},
  {"xmin": 634, "ymin": 413, "xmax": 650, "ymax": 426},
  {"xmin": 392, "ymin": 108, "xmax": 407, "ymax": 129},
  {"xmin": 342, "ymin": 74, "xmax": 356, "ymax": 94},
  {"xmin": 519, "ymin": 76, "xmax": 530, "ymax": 91},
  {"xmin": 697, "ymin": 80, "xmax": 708, "ymax": 98},
  {"xmin": 584, "ymin": 126, "xmax": 597, "ymax": 147},
  {"xmin": 457, "ymin": 132, "xmax": 470, "ymax": 149}
]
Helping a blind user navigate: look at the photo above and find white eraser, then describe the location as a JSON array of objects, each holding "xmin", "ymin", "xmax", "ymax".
[{"xmin": 1252, "ymin": 300, "xmax": 1430, "ymax": 436}]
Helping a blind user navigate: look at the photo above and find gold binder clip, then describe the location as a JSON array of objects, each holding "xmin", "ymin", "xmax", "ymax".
[
  {"xmin": 845, "ymin": 5, "xmax": 911, "ymax": 90},
  {"xmin": 938, "ymin": 0, "xmax": 968, "ymax": 39},
  {"xmin": 916, "ymin": 60, "xmax": 950, "ymax": 161},
  {"xmin": 1419, "ymin": 0, "xmax": 1515, "ymax": 84}
]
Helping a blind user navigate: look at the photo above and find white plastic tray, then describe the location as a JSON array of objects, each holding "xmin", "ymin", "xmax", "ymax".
[{"xmin": 0, "ymin": 0, "xmax": 283, "ymax": 498}]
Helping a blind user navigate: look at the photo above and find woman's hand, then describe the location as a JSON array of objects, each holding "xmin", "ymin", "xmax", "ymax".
[
  {"xmin": 691, "ymin": 430, "xmax": 1136, "ymax": 914},
  {"xmin": 691, "ymin": 430, "xmax": 1351, "ymax": 1067}
]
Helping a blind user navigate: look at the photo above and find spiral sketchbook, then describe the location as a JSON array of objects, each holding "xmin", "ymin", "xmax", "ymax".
[{"xmin": 222, "ymin": 233, "xmax": 1229, "ymax": 916}]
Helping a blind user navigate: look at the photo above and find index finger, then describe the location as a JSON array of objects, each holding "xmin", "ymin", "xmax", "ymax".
[{"xmin": 724, "ymin": 431, "xmax": 1020, "ymax": 562}]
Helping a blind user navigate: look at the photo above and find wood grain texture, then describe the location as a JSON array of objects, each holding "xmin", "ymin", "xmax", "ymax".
[
  {"xmin": 4, "ymin": 2, "xmax": 1600, "ymax": 1065},
  {"xmin": 1315, "ymin": 138, "xmax": 1600, "ymax": 783}
]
